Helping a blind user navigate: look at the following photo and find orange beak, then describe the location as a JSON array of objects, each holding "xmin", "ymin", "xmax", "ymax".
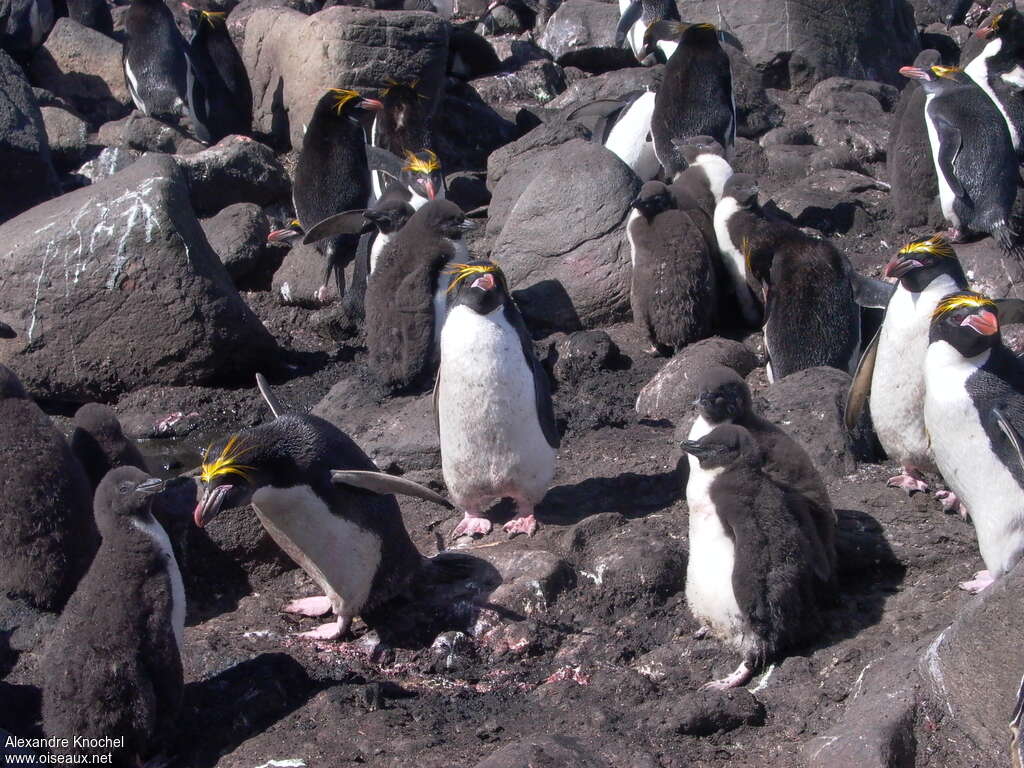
[{"xmin": 962, "ymin": 310, "xmax": 999, "ymax": 335}]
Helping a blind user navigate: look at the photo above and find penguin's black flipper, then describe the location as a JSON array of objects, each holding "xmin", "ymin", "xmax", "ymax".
[
  {"xmin": 844, "ymin": 326, "xmax": 881, "ymax": 431},
  {"xmin": 565, "ymin": 98, "xmax": 633, "ymax": 122},
  {"xmin": 331, "ymin": 469, "xmax": 452, "ymax": 508},
  {"xmin": 366, "ymin": 146, "xmax": 406, "ymax": 181},
  {"xmin": 505, "ymin": 302, "xmax": 560, "ymax": 449},
  {"xmin": 997, "ymin": 298, "xmax": 1024, "ymax": 326},
  {"xmin": 614, "ymin": 0, "xmax": 642, "ymax": 48},
  {"xmin": 0, "ymin": 321, "xmax": 15, "ymax": 338},
  {"xmin": 255, "ymin": 373, "xmax": 286, "ymax": 418},
  {"xmin": 994, "ymin": 406, "xmax": 1024, "ymax": 474},
  {"xmin": 302, "ymin": 210, "xmax": 372, "ymax": 245},
  {"xmin": 934, "ymin": 117, "xmax": 966, "ymax": 200},
  {"xmin": 851, "ymin": 275, "xmax": 895, "ymax": 308}
]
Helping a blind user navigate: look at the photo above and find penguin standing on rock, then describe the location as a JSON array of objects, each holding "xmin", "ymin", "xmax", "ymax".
[
  {"xmin": 681, "ymin": 424, "xmax": 828, "ymax": 690},
  {"xmin": 615, "ymin": 0, "xmax": 680, "ymax": 64},
  {"xmin": 626, "ymin": 180, "xmax": 716, "ymax": 355},
  {"xmin": 182, "ymin": 2, "xmax": 252, "ymax": 144},
  {"xmin": 42, "ymin": 467, "xmax": 183, "ymax": 768},
  {"xmin": 924, "ymin": 291, "xmax": 1024, "ymax": 593},
  {"xmin": 900, "ymin": 63, "xmax": 1020, "ymax": 254},
  {"xmin": 688, "ymin": 366, "xmax": 837, "ymax": 581},
  {"xmin": 365, "ymin": 200, "xmax": 473, "ymax": 394},
  {"xmin": 435, "ymin": 261, "xmax": 559, "ymax": 538},
  {"xmin": 644, "ymin": 22, "xmax": 735, "ymax": 175},
  {"xmin": 293, "ymin": 88, "xmax": 382, "ymax": 304},
  {"xmin": 965, "ymin": 8, "xmax": 1024, "ymax": 157},
  {"xmin": 194, "ymin": 375, "xmax": 453, "ymax": 640},
  {"xmin": 122, "ymin": 0, "xmax": 189, "ymax": 120},
  {"xmin": 568, "ymin": 91, "xmax": 660, "ymax": 182}
]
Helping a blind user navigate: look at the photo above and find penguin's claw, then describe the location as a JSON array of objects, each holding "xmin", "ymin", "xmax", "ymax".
[
  {"xmin": 315, "ymin": 284, "xmax": 332, "ymax": 305},
  {"xmin": 699, "ymin": 661, "xmax": 753, "ymax": 691},
  {"xmin": 283, "ymin": 595, "xmax": 332, "ymax": 617},
  {"xmin": 451, "ymin": 515, "xmax": 492, "ymax": 539},
  {"xmin": 886, "ymin": 473, "xmax": 930, "ymax": 495},
  {"xmin": 298, "ymin": 618, "xmax": 350, "ymax": 641},
  {"xmin": 936, "ymin": 490, "xmax": 969, "ymax": 519},
  {"xmin": 959, "ymin": 570, "xmax": 995, "ymax": 594},
  {"xmin": 503, "ymin": 514, "xmax": 538, "ymax": 537}
]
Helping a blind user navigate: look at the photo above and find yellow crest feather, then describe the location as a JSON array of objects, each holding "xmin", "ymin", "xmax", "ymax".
[
  {"xmin": 444, "ymin": 262, "xmax": 504, "ymax": 294},
  {"xmin": 200, "ymin": 434, "xmax": 254, "ymax": 484},
  {"xmin": 932, "ymin": 291, "xmax": 997, "ymax": 321},
  {"xmin": 199, "ymin": 9, "xmax": 226, "ymax": 26},
  {"xmin": 402, "ymin": 149, "xmax": 440, "ymax": 174},
  {"xmin": 898, "ymin": 234, "xmax": 956, "ymax": 260},
  {"xmin": 328, "ymin": 88, "xmax": 360, "ymax": 115},
  {"xmin": 931, "ymin": 64, "xmax": 961, "ymax": 79}
]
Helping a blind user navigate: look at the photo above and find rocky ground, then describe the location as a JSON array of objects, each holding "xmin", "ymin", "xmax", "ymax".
[{"xmin": 3, "ymin": 0, "xmax": 1024, "ymax": 765}]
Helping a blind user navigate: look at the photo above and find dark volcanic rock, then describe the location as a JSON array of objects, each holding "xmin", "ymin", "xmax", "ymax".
[
  {"xmin": 29, "ymin": 18, "xmax": 132, "ymax": 124},
  {"xmin": 0, "ymin": 50, "xmax": 60, "ymax": 223},
  {"xmin": 806, "ymin": 77, "xmax": 899, "ymax": 116},
  {"xmin": 578, "ymin": 525, "xmax": 685, "ymax": 615},
  {"xmin": 241, "ymin": 6, "xmax": 448, "ymax": 150},
  {"xmin": 552, "ymin": 329, "xmax": 620, "ymax": 387},
  {"xmin": 473, "ymin": 734, "xmax": 615, "ymax": 767},
  {"xmin": 537, "ymin": 0, "xmax": 636, "ymax": 74},
  {"xmin": 470, "ymin": 59, "xmax": 567, "ymax": 109},
  {"xmin": 175, "ymin": 136, "xmax": 291, "ymax": 214},
  {"xmin": 662, "ymin": 689, "xmax": 766, "ymax": 736},
  {"xmin": 40, "ymin": 105, "xmax": 89, "ymax": 170},
  {"xmin": 954, "ymin": 238, "xmax": 1024, "ymax": 300},
  {"xmin": 635, "ymin": 338, "xmax": 758, "ymax": 424},
  {"xmin": 769, "ymin": 170, "xmax": 889, "ymax": 236},
  {"xmin": 201, "ymin": 203, "xmax": 273, "ymax": 285},
  {"xmin": 272, "ymin": 242, "xmax": 334, "ymax": 308},
  {"xmin": 97, "ymin": 112, "xmax": 205, "ymax": 155},
  {"xmin": 0, "ymin": 154, "xmax": 278, "ymax": 402},
  {"xmin": 75, "ymin": 146, "xmax": 142, "ymax": 183},
  {"xmin": 492, "ymin": 139, "xmax": 639, "ymax": 332},
  {"xmin": 434, "ymin": 79, "xmax": 520, "ymax": 173},
  {"xmin": 548, "ymin": 65, "xmax": 661, "ymax": 110}
]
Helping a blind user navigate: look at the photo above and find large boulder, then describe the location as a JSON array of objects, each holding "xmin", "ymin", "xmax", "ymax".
[
  {"xmin": 174, "ymin": 135, "xmax": 290, "ymax": 214},
  {"xmin": 0, "ymin": 50, "xmax": 60, "ymax": 223},
  {"xmin": 0, "ymin": 154, "xmax": 278, "ymax": 402},
  {"xmin": 683, "ymin": 0, "xmax": 920, "ymax": 89},
  {"xmin": 241, "ymin": 6, "xmax": 448, "ymax": 149},
  {"xmin": 491, "ymin": 139, "xmax": 639, "ymax": 332},
  {"xmin": 537, "ymin": 0, "xmax": 636, "ymax": 74}
]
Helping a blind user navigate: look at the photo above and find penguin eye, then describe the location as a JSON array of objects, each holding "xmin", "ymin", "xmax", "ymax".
[{"xmin": 118, "ymin": 481, "xmax": 134, "ymax": 495}]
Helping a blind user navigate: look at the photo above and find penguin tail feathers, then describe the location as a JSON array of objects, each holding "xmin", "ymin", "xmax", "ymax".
[{"xmin": 993, "ymin": 222, "xmax": 1024, "ymax": 259}]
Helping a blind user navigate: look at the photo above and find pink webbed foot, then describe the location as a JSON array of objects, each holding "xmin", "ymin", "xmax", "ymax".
[
  {"xmin": 298, "ymin": 616, "xmax": 352, "ymax": 641},
  {"xmin": 959, "ymin": 570, "xmax": 995, "ymax": 594},
  {"xmin": 283, "ymin": 595, "xmax": 332, "ymax": 617},
  {"xmin": 887, "ymin": 468, "xmax": 930, "ymax": 495},
  {"xmin": 503, "ymin": 513, "xmax": 538, "ymax": 537},
  {"xmin": 314, "ymin": 284, "xmax": 332, "ymax": 305},
  {"xmin": 451, "ymin": 514, "xmax": 492, "ymax": 539},
  {"xmin": 700, "ymin": 661, "xmax": 754, "ymax": 691},
  {"xmin": 935, "ymin": 490, "xmax": 969, "ymax": 520},
  {"xmin": 947, "ymin": 227, "xmax": 967, "ymax": 243}
]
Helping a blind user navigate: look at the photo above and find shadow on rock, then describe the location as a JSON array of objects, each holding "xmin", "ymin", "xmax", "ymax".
[{"xmin": 538, "ymin": 468, "xmax": 682, "ymax": 527}]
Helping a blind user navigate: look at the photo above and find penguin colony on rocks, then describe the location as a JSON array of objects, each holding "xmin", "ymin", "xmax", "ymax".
[{"xmin": 10, "ymin": 0, "xmax": 1024, "ymax": 764}]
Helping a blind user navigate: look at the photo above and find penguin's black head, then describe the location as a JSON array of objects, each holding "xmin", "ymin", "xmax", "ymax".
[
  {"xmin": 976, "ymin": 9, "xmax": 1024, "ymax": 41},
  {"xmin": 381, "ymin": 80, "xmax": 426, "ymax": 125},
  {"xmin": 194, "ymin": 434, "xmax": 265, "ymax": 527},
  {"xmin": 929, "ymin": 291, "xmax": 1000, "ymax": 359},
  {"xmin": 268, "ymin": 219, "xmax": 303, "ymax": 245},
  {"xmin": 94, "ymin": 466, "xmax": 164, "ymax": 535},
  {"xmin": 73, "ymin": 403, "xmax": 127, "ymax": 443},
  {"xmin": 885, "ymin": 235, "xmax": 965, "ymax": 292},
  {"xmin": 722, "ymin": 173, "xmax": 759, "ymax": 208},
  {"xmin": 632, "ymin": 181, "xmax": 674, "ymax": 221},
  {"xmin": 641, "ymin": 21, "xmax": 716, "ymax": 58},
  {"xmin": 0, "ymin": 364, "xmax": 27, "ymax": 401},
  {"xmin": 365, "ymin": 199, "xmax": 415, "ymax": 235},
  {"xmin": 419, "ymin": 199, "xmax": 474, "ymax": 240},
  {"xmin": 695, "ymin": 366, "xmax": 752, "ymax": 425},
  {"xmin": 315, "ymin": 89, "xmax": 384, "ymax": 125},
  {"xmin": 680, "ymin": 423, "xmax": 761, "ymax": 470},
  {"xmin": 181, "ymin": 2, "xmax": 226, "ymax": 31},
  {"xmin": 677, "ymin": 135, "xmax": 726, "ymax": 167},
  {"xmin": 400, "ymin": 149, "xmax": 444, "ymax": 202},
  {"xmin": 445, "ymin": 260, "xmax": 510, "ymax": 315}
]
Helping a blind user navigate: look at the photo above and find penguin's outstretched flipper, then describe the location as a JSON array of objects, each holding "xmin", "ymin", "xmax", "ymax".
[
  {"xmin": 844, "ymin": 327, "xmax": 881, "ymax": 431},
  {"xmin": 255, "ymin": 373, "xmax": 286, "ymax": 418},
  {"xmin": 614, "ymin": 0, "xmax": 642, "ymax": 48},
  {"xmin": 852, "ymin": 274, "xmax": 895, "ymax": 308},
  {"xmin": 302, "ymin": 210, "xmax": 372, "ymax": 245},
  {"xmin": 994, "ymin": 406, "xmax": 1024, "ymax": 473},
  {"xmin": 331, "ymin": 470, "xmax": 452, "ymax": 508}
]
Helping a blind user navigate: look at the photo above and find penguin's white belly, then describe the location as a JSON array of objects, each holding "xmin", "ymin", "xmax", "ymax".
[
  {"xmin": 685, "ymin": 414, "xmax": 714, "ymax": 480},
  {"xmin": 253, "ymin": 485, "xmax": 382, "ymax": 618},
  {"xmin": 438, "ymin": 305, "xmax": 556, "ymax": 508},
  {"xmin": 712, "ymin": 199, "xmax": 760, "ymax": 325},
  {"xmin": 696, "ymin": 154, "xmax": 733, "ymax": 204},
  {"xmin": 871, "ymin": 279, "xmax": 957, "ymax": 471},
  {"xmin": 924, "ymin": 344, "xmax": 1024, "ymax": 575},
  {"xmin": 625, "ymin": 207, "xmax": 641, "ymax": 268},
  {"xmin": 369, "ymin": 232, "xmax": 390, "ymax": 274},
  {"xmin": 685, "ymin": 465, "xmax": 751, "ymax": 651},
  {"xmin": 965, "ymin": 40, "xmax": 1021, "ymax": 150},
  {"xmin": 924, "ymin": 96, "xmax": 959, "ymax": 226},
  {"xmin": 132, "ymin": 515, "xmax": 185, "ymax": 654},
  {"xmin": 657, "ymin": 40, "xmax": 677, "ymax": 61},
  {"xmin": 124, "ymin": 56, "xmax": 146, "ymax": 115},
  {"xmin": 605, "ymin": 92, "xmax": 659, "ymax": 181}
]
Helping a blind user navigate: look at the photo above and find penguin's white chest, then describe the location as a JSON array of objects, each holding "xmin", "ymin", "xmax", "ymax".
[
  {"xmin": 965, "ymin": 38, "xmax": 1021, "ymax": 150},
  {"xmin": 871, "ymin": 277, "xmax": 959, "ymax": 469},
  {"xmin": 369, "ymin": 232, "xmax": 390, "ymax": 275},
  {"xmin": 132, "ymin": 515, "xmax": 185, "ymax": 654},
  {"xmin": 924, "ymin": 95, "xmax": 960, "ymax": 226},
  {"xmin": 712, "ymin": 198, "xmax": 760, "ymax": 326},
  {"xmin": 695, "ymin": 154, "xmax": 733, "ymax": 204},
  {"xmin": 685, "ymin": 414, "xmax": 714, "ymax": 480},
  {"xmin": 684, "ymin": 464, "xmax": 749, "ymax": 650},
  {"xmin": 438, "ymin": 305, "xmax": 556, "ymax": 508},
  {"xmin": 605, "ymin": 92, "xmax": 659, "ymax": 181},
  {"xmin": 924, "ymin": 343, "xmax": 1024, "ymax": 575},
  {"xmin": 253, "ymin": 485, "xmax": 382, "ymax": 618}
]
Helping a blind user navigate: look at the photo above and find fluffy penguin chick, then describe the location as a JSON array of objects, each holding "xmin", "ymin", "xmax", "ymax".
[
  {"xmin": 627, "ymin": 180, "xmax": 716, "ymax": 355},
  {"xmin": 42, "ymin": 467, "xmax": 183, "ymax": 768},
  {"xmin": 681, "ymin": 424, "xmax": 826, "ymax": 690},
  {"xmin": 70, "ymin": 402, "xmax": 147, "ymax": 490},
  {"xmin": 923, "ymin": 292, "xmax": 1024, "ymax": 593},
  {"xmin": 436, "ymin": 261, "xmax": 559, "ymax": 538}
]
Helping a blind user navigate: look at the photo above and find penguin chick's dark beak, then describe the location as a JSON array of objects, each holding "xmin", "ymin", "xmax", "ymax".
[
  {"xmin": 137, "ymin": 477, "xmax": 166, "ymax": 496},
  {"xmin": 883, "ymin": 255, "xmax": 923, "ymax": 278},
  {"xmin": 899, "ymin": 66, "xmax": 928, "ymax": 80},
  {"xmin": 679, "ymin": 440, "xmax": 707, "ymax": 458},
  {"xmin": 194, "ymin": 484, "xmax": 232, "ymax": 528},
  {"xmin": 358, "ymin": 98, "xmax": 385, "ymax": 112},
  {"xmin": 471, "ymin": 273, "xmax": 496, "ymax": 291},
  {"xmin": 962, "ymin": 310, "xmax": 999, "ymax": 336}
]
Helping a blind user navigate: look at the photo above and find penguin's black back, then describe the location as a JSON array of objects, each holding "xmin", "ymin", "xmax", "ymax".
[
  {"xmin": 966, "ymin": 344, "xmax": 1024, "ymax": 489},
  {"xmin": 640, "ymin": 0, "xmax": 679, "ymax": 25},
  {"xmin": 652, "ymin": 31, "xmax": 733, "ymax": 175},
  {"xmin": 630, "ymin": 207, "xmax": 715, "ymax": 353},
  {"xmin": 123, "ymin": 0, "xmax": 188, "ymax": 119},
  {"xmin": 376, "ymin": 83, "xmax": 432, "ymax": 157},
  {"xmin": 185, "ymin": 16, "xmax": 252, "ymax": 143},
  {"xmin": 42, "ymin": 522, "xmax": 182, "ymax": 767}
]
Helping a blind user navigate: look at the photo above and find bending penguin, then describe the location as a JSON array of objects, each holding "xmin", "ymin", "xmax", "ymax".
[
  {"xmin": 122, "ymin": 0, "xmax": 189, "ymax": 120},
  {"xmin": 568, "ymin": 91, "xmax": 660, "ymax": 182},
  {"xmin": 42, "ymin": 467, "xmax": 183, "ymax": 768},
  {"xmin": 681, "ymin": 424, "xmax": 829, "ymax": 689},
  {"xmin": 627, "ymin": 180, "xmax": 716, "ymax": 354},
  {"xmin": 924, "ymin": 291, "xmax": 1024, "ymax": 593},
  {"xmin": 899, "ymin": 63, "xmax": 1020, "ymax": 254},
  {"xmin": 615, "ymin": 0, "xmax": 680, "ymax": 64},
  {"xmin": 194, "ymin": 375, "xmax": 454, "ymax": 640},
  {"xmin": 435, "ymin": 261, "xmax": 559, "ymax": 538}
]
